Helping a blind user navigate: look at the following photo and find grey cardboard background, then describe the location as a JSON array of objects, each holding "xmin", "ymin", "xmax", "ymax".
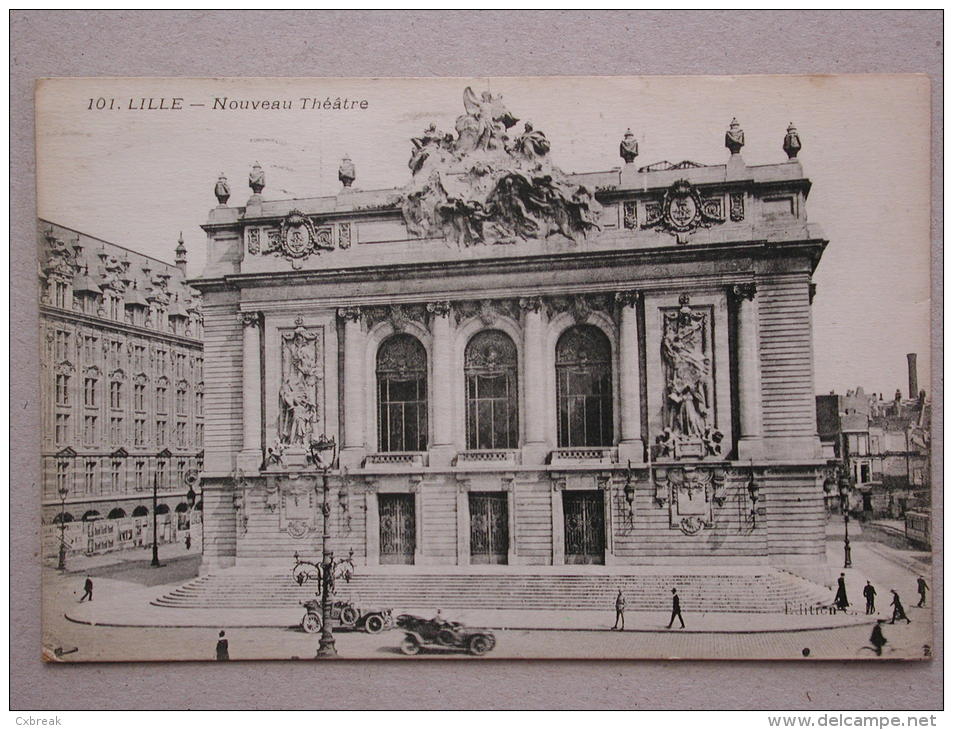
[{"xmin": 11, "ymin": 10, "xmax": 942, "ymax": 711}]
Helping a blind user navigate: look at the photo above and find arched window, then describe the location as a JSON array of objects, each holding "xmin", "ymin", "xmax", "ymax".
[
  {"xmin": 132, "ymin": 505, "xmax": 149, "ymax": 517},
  {"xmin": 107, "ymin": 508, "xmax": 126, "ymax": 519},
  {"xmin": 555, "ymin": 325, "xmax": 614, "ymax": 447},
  {"xmin": 465, "ymin": 330, "xmax": 519, "ymax": 450},
  {"xmin": 376, "ymin": 334, "xmax": 428, "ymax": 452}
]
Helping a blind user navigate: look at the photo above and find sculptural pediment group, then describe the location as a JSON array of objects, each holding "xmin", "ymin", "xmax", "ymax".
[{"xmin": 400, "ymin": 87, "xmax": 602, "ymax": 247}]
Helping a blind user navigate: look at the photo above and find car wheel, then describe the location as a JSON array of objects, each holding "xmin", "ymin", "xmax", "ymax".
[
  {"xmin": 364, "ymin": 614, "xmax": 385, "ymax": 634},
  {"xmin": 468, "ymin": 634, "xmax": 492, "ymax": 656},
  {"xmin": 340, "ymin": 606, "xmax": 359, "ymax": 626},
  {"xmin": 400, "ymin": 635, "xmax": 421, "ymax": 656},
  {"xmin": 301, "ymin": 612, "xmax": 322, "ymax": 634}
]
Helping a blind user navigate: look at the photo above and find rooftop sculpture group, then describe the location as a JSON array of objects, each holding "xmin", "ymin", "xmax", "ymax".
[{"xmin": 400, "ymin": 87, "xmax": 602, "ymax": 247}]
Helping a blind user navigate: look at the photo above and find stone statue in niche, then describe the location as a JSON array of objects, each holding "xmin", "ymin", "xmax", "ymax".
[
  {"xmin": 660, "ymin": 295, "xmax": 722, "ymax": 458},
  {"xmin": 277, "ymin": 320, "xmax": 323, "ymax": 447}
]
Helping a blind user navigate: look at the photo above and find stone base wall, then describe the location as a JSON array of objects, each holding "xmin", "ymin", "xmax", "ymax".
[{"xmin": 201, "ymin": 464, "xmax": 826, "ymax": 569}]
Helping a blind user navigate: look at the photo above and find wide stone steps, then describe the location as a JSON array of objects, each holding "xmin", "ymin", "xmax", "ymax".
[{"xmin": 151, "ymin": 571, "xmax": 832, "ymax": 613}]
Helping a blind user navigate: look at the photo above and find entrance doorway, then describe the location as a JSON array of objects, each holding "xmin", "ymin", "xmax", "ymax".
[
  {"xmin": 379, "ymin": 493, "xmax": 416, "ymax": 564},
  {"xmin": 563, "ymin": 490, "xmax": 605, "ymax": 564},
  {"xmin": 469, "ymin": 492, "xmax": 509, "ymax": 564}
]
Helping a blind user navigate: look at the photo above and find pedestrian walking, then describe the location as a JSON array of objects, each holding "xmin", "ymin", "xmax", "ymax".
[
  {"xmin": 79, "ymin": 576, "xmax": 93, "ymax": 603},
  {"xmin": 862, "ymin": 581, "xmax": 877, "ymax": 615},
  {"xmin": 869, "ymin": 620, "xmax": 888, "ymax": 656},
  {"xmin": 185, "ymin": 533, "xmax": 192, "ymax": 551},
  {"xmin": 889, "ymin": 590, "xmax": 911, "ymax": 625},
  {"xmin": 612, "ymin": 588, "xmax": 626, "ymax": 630},
  {"xmin": 916, "ymin": 576, "xmax": 929, "ymax": 607},
  {"xmin": 834, "ymin": 573, "xmax": 849, "ymax": 611},
  {"xmin": 215, "ymin": 630, "xmax": 230, "ymax": 661},
  {"xmin": 666, "ymin": 588, "xmax": 685, "ymax": 629}
]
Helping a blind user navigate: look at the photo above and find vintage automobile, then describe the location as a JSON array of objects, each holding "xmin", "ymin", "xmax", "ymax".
[
  {"xmin": 300, "ymin": 597, "xmax": 394, "ymax": 634},
  {"xmin": 396, "ymin": 613, "xmax": 497, "ymax": 656}
]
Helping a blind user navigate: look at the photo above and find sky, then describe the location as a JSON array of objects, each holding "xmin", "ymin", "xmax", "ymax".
[{"xmin": 35, "ymin": 75, "xmax": 932, "ymax": 397}]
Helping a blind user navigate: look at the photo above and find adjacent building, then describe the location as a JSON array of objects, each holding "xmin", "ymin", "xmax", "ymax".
[
  {"xmin": 193, "ymin": 90, "xmax": 828, "ymax": 571},
  {"xmin": 39, "ymin": 221, "xmax": 204, "ymax": 559},
  {"xmin": 816, "ymin": 355, "xmax": 931, "ymax": 518}
]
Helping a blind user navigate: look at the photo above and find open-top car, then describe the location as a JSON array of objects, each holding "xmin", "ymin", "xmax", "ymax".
[
  {"xmin": 396, "ymin": 613, "xmax": 496, "ymax": 656},
  {"xmin": 300, "ymin": 598, "xmax": 394, "ymax": 634}
]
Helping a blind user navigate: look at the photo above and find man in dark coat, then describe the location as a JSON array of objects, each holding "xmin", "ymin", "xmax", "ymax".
[
  {"xmin": 869, "ymin": 620, "xmax": 888, "ymax": 656},
  {"xmin": 216, "ymin": 630, "xmax": 230, "ymax": 661},
  {"xmin": 863, "ymin": 581, "xmax": 877, "ymax": 615},
  {"xmin": 916, "ymin": 576, "xmax": 929, "ymax": 607},
  {"xmin": 889, "ymin": 590, "xmax": 911, "ymax": 624},
  {"xmin": 666, "ymin": 588, "xmax": 685, "ymax": 629},
  {"xmin": 79, "ymin": 576, "xmax": 93, "ymax": 602},
  {"xmin": 834, "ymin": 573, "xmax": 849, "ymax": 611},
  {"xmin": 612, "ymin": 588, "xmax": 626, "ymax": 630}
]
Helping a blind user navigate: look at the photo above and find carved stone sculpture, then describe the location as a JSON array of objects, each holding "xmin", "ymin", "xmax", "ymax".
[
  {"xmin": 619, "ymin": 128, "xmax": 639, "ymax": 164},
  {"xmin": 783, "ymin": 122, "xmax": 802, "ymax": 160},
  {"xmin": 725, "ymin": 118, "xmax": 745, "ymax": 155},
  {"xmin": 660, "ymin": 295, "xmax": 723, "ymax": 456},
  {"xmin": 400, "ymin": 87, "xmax": 601, "ymax": 247},
  {"xmin": 249, "ymin": 162, "xmax": 265, "ymax": 195},
  {"xmin": 214, "ymin": 173, "xmax": 230, "ymax": 205},
  {"xmin": 338, "ymin": 156, "xmax": 356, "ymax": 188},
  {"xmin": 277, "ymin": 320, "xmax": 323, "ymax": 446}
]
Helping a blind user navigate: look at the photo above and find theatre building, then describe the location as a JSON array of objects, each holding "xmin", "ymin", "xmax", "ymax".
[
  {"xmin": 194, "ymin": 90, "xmax": 828, "ymax": 572},
  {"xmin": 39, "ymin": 222, "xmax": 204, "ymax": 559}
]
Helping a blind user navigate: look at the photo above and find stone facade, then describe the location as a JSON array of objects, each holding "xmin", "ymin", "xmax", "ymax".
[
  {"xmin": 193, "ymin": 106, "xmax": 828, "ymax": 570},
  {"xmin": 38, "ymin": 221, "xmax": 204, "ymax": 555}
]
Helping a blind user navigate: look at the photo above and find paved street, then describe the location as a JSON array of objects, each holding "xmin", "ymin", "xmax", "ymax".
[{"xmin": 42, "ymin": 518, "xmax": 935, "ymax": 662}]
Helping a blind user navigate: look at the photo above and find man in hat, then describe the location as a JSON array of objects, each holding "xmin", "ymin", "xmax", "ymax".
[
  {"xmin": 916, "ymin": 576, "xmax": 929, "ymax": 608},
  {"xmin": 79, "ymin": 576, "xmax": 93, "ymax": 602},
  {"xmin": 667, "ymin": 588, "xmax": 685, "ymax": 629},
  {"xmin": 889, "ymin": 590, "xmax": 911, "ymax": 625},
  {"xmin": 863, "ymin": 581, "xmax": 877, "ymax": 615}
]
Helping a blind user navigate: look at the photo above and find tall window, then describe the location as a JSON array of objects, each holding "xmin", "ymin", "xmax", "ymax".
[
  {"xmin": 56, "ymin": 461, "xmax": 69, "ymax": 495},
  {"xmin": 84, "ymin": 377, "xmax": 98, "ymax": 407},
  {"xmin": 55, "ymin": 414, "xmax": 69, "ymax": 445},
  {"xmin": 84, "ymin": 461, "xmax": 96, "ymax": 495},
  {"xmin": 376, "ymin": 334, "xmax": 428, "ymax": 452},
  {"xmin": 175, "ymin": 420, "xmax": 187, "ymax": 448},
  {"xmin": 555, "ymin": 325, "xmax": 614, "ymax": 448},
  {"xmin": 194, "ymin": 422, "xmax": 204, "ymax": 445},
  {"xmin": 465, "ymin": 330, "xmax": 519, "ymax": 450},
  {"xmin": 83, "ymin": 415, "xmax": 98, "ymax": 445},
  {"xmin": 156, "ymin": 460, "xmax": 167, "ymax": 489},
  {"xmin": 176, "ymin": 387, "xmax": 187, "ymax": 415},
  {"xmin": 156, "ymin": 385, "xmax": 167, "ymax": 413},
  {"xmin": 156, "ymin": 349, "xmax": 167, "ymax": 375},
  {"xmin": 194, "ymin": 391, "xmax": 204, "ymax": 416},
  {"xmin": 110, "ymin": 416, "xmax": 123, "ymax": 444},
  {"xmin": 52, "ymin": 281, "xmax": 69, "ymax": 308},
  {"xmin": 134, "ymin": 418, "xmax": 146, "ymax": 446},
  {"xmin": 156, "ymin": 419, "xmax": 167, "ymax": 446},
  {"xmin": 83, "ymin": 335, "xmax": 98, "ymax": 362},
  {"xmin": 111, "ymin": 461, "xmax": 122, "ymax": 492},
  {"xmin": 132, "ymin": 344, "xmax": 145, "ymax": 370},
  {"xmin": 55, "ymin": 374, "xmax": 70, "ymax": 406},
  {"xmin": 134, "ymin": 383, "xmax": 146, "ymax": 411},
  {"xmin": 54, "ymin": 330, "xmax": 71, "ymax": 360},
  {"xmin": 109, "ymin": 381, "xmax": 122, "ymax": 409},
  {"xmin": 135, "ymin": 461, "xmax": 145, "ymax": 491}
]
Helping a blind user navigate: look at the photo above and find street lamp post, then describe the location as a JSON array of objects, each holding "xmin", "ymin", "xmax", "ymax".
[
  {"xmin": 307, "ymin": 435, "xmax": 337, "ymax": 659},
  {"xmin": 56, "ymin": 483, "xmax": 69, "ymax": 570},
  {"xmin": 152, "ymin": 448, "xmax": 172, "ymax": 567},
  {"xmin": 839, "ymin": 472, "xmax": 852, "ymax": 569}
]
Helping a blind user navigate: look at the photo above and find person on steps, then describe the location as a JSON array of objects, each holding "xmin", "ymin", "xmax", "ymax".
[{"xmin": 612, "ymin": 588, "xmax": 626, "ymax": 630}]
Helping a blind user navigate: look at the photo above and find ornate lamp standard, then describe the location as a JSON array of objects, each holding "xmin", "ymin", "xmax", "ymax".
[
  {"xmin": 307, "ymin": 435, "xmax": 337, "ymax": 658},
  {"xmin": 56, "ymin": 482, "xmax": 69, "ymax": 571},
  {"xmin": 152, "ymin": 448, "xmax": 172, "ymax": 567},
  {"xmin": 839, "ymin": 468, "xmax": 852, "ymax": 569}
]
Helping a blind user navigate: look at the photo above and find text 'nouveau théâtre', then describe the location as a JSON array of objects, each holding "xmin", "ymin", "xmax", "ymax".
[{"xmin": 86, "ymin": 97, "xmax": 370, "ymax": 112}]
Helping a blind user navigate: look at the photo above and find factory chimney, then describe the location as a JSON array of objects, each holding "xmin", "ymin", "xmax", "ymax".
[{"xmin": 907, "ymin": 353, "xmax": 918, "ymax": 399}]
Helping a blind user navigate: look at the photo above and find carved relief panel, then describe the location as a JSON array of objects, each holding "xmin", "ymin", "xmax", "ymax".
[{"xmin": 644, "ymin": 291, "xmax": 732, "ymax": 461}]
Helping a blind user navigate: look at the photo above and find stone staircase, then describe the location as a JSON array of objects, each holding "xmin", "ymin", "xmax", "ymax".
[{"xmin": 152, "ymin": 570, "xmax": 832, "ymax": 614}]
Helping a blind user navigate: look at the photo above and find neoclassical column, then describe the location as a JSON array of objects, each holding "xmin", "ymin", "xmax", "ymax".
[
  {"xmin": 731, "ymin": 283, "xmax": 764, "ymax": 459},
  {"xmin": 237, "ymin": 311, "xmax": 262, "ymax": 470},
  {"xmin": 519, "ymin": 297, "xmax": 547, "ymax": 463},
  {"xmin": 338, "ymin": 307, "xmax": 366, "ymax": 467},
  {"xmin": 427, "ymin": 301, "xmax": 454, "ymax": 466},
  {"xmin": 615, "ymin": 291, "xmax": 645, "ymax": 463}
]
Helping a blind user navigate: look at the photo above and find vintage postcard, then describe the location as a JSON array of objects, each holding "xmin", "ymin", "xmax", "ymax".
[{"xmin": 36, "ymin": 75, "xmax": 933, "ymax": 662}]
